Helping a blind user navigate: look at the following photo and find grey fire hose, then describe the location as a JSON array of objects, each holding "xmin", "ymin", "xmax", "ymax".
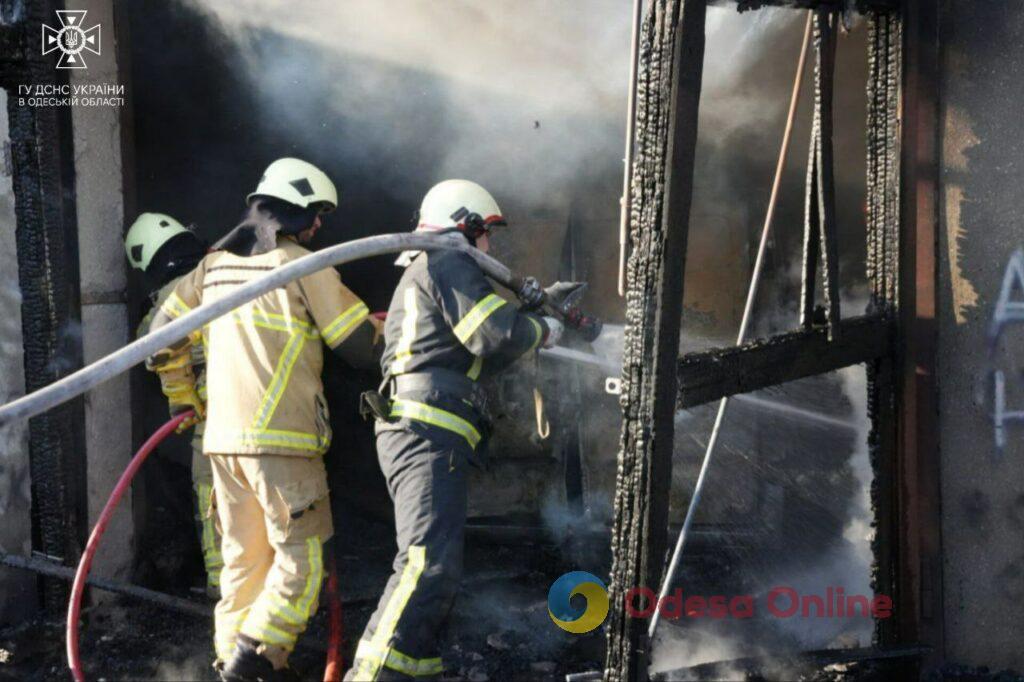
[{"xmin": 0, "ymin": 232, "xmax": 534, "ymax": 427}]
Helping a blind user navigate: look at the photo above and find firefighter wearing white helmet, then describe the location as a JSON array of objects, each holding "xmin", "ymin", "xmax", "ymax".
[
  {"xmin": 393, "ymin": 179, "xmax": 506, "ymax": 267},
  {"xmin": 146, "ymin": 159, "xmax": 382, "ymax": 682},
  {"xmin": 124, "ymin": 213, "xmax": 223, "ymax": 598},
  {"xmin": 247, "ymin": 157, "xmax": 338, "ymax": 211},
  {"xmin": 417, "ymin": 178, "xmax": 503, "ymax": 231},
  {"xmin": 347, "ymin": 180, "xmax": 578, "ymax": 681}
]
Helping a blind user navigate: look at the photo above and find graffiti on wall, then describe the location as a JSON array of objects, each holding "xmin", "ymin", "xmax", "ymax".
[{"xmin": 990, "ymin": 249, "xmax": 1024, "ymax": 451}]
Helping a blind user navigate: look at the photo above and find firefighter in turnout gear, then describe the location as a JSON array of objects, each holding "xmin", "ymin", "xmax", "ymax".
[
  {"xmin": 347, "ymin": 180, "xmax": 570, "ymax": 680},
  {"xmin": 146, "ymin": 158, "xmax": 382, "ymax": 681},
  {"xmin": 125, "ymin": 212, "xmax": 224, "ymax": 597}
]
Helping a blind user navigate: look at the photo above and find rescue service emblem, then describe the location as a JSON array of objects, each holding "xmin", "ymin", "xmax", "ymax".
[{"xmin": 42, "ymin": 10, "xmax": 101, "ymax": 70}]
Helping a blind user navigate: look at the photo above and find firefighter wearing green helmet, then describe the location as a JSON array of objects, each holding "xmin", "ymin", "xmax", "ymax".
[
  {"xmin": 124, "ymin": 211, "xmax": 222, "ymax": 598},
  {"xmin": 146, "ymin": 158, "xmax": 381, "ymax": 682}
]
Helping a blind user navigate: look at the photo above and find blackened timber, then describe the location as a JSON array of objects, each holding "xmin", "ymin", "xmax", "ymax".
[
  {"xmin": 605, "ymin": 0, "xmax": 706, "ymax": 680},
  {"xmin": 801, "ymin": 11, "xmax": 841, "ymax": 336},
  {"xmin": 801, "ymin": 131, "xmax": 821, "ymax": 328},
  {"xmin": 676, "ymin": 315, "xmax": 890, "ymax": 409},
  {"xmin": 866, "ymin": 13, "xmax": 903, "ymax": 654},
  {"xmin": 813, "ymin": 12, "xmax": 841, "ymax": 336},
  {"xmin": 6, "ymin": 1, "xmax": 87, "ymax": 611}
]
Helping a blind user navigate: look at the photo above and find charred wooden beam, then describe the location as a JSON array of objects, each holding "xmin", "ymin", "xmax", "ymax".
[
  {"xmin": 866, "ymin": 10, "xmax": 903, "ymax": 652},
  {"xmin": 677, "ymin": 315, "xmax": 891, "ymax": 408},
  {"xmin": 2, "ymin": 1, "xmax": 87, "ymax": 611},
  {"xmin": 801, "ymin": 132, "xmax": 821, "ymax": 327},
  {"xmin": 605, "ymin": 0, "xmax": 706, "ymax": 680},
  {"xmin": 801, "ymin": 11, "xmax": 841, "ymax": 336}
]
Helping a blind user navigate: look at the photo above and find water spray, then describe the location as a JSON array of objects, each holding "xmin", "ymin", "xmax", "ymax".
[{"xmin": 648, "ymin": 12, "xmax": 814, "ymax": 640}]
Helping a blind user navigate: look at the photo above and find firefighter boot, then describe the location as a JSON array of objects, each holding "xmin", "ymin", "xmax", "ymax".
[{"xmin": 220, "ymin": 635, "xmax": 299, "ymax": 682}]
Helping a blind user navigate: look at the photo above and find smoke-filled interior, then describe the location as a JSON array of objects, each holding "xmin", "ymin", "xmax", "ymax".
[{"xmin": 122, "ymin": 0, "xmax": 878, "ymax": 670}]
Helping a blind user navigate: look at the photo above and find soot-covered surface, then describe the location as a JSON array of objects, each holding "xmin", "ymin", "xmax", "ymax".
[{"xmin": 0, "ymin": 505, "xmax": 603, "ymax": 681}]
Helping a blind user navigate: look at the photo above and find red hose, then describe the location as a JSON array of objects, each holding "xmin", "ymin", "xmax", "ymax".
[
  {"xmin": 67, "ymin": 410, "xmax": 193, "ymax": 682},
  {"xmin": 67, "ymin": 409, "xmax": 344, "ymax": 681},
  {"xmin": 323, "ymin": 555, "xmax": 344, "ymax": 681}
]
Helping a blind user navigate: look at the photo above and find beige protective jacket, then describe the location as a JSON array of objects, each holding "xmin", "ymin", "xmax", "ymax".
[{"xmin": 150, "ymin": 238, "xmax": 380, "ymax": 457}]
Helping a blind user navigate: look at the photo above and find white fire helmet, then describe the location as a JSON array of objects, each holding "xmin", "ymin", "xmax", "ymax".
[
  {"xmin": 124, "ymin": 212, "xmax": 190, "ymax": 272},
  {"xmin": 246, "ymin": 158, "xmax": 338, "ymax": 212},
  {"xmin": 416, "ymin": 179, "xmax": 506, "ymax": 235},
  {"xmin": 396, "ymin": 179, "xmax": 507, "ymax": 267}
]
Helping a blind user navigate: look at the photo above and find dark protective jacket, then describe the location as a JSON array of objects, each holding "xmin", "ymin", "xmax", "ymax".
[{"xmin": 378, "ymin": 246, "xmax": 548, "ymax": 455}]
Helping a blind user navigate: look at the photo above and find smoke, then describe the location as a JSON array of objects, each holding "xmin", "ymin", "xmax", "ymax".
[
  {"xmin": 650, "ymin": 364, "xmax": 875, "ymax": 675},
  {"xmin": 650, "ymin": 627, "xmax": 748, "ymax": 678},
  {"xmin": 150, "ymin": 652, "xmax": 211, "ymax": 682},
  {"xmin": 189, "ymin": 0, "xmax": 633, "ymax": 213}
]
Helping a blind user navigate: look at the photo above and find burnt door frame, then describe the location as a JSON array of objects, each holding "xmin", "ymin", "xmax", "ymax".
[{"xmin": 606, "ymin": 0, "xmax": 942, "ymax": 679}]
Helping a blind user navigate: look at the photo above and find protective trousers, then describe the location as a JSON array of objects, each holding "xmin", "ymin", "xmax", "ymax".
[
  {"xmin": 210, "ymin": 454, "xmax": 333, "ymax": 665},
  {"xmin": 348, "ymin": 428, "xmax": 469, "ymax": 680},
  {"xmin": 192, "ymin": 438, "xmax": 224, "ymax": 594}
]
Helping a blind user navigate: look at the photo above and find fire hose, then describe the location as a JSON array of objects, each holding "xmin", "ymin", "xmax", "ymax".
[
  {"xmin": 0, "ymin": 231, "xmax": 597, "ymax": 427},
  {"xmin": 0, "ymin": 232, "xmax": 600, "ymax": 678},
  {"xmin": 66, "ymin": 410, "xmax": 345, "ymax": 682}
]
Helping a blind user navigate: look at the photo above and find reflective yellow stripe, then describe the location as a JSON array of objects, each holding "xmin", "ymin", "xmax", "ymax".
[
  {"xmin": 528, "ymin": 316, "xmax": 544, "ymax": 351},
  {"xmin": 264, "ymin": 536, "xmax": 323, "ymax": 627},
  {"xmin": 251, "ymin": 332, "xmax": 307, "ymax": 430},
  {"xmin": 160, "ymin": 292, "xmax": 191, "ymax": 319},
  {"xmin": 453, "ymin": 293, "xmax": 506, "ymax": 345},
  {"xmin": 466, "ymin": 355, "xmax": 483, "ymax": 381},
  {"xmin": 230, "ymin": 428, "xmax": 330, "ymax": 453},
  {"xmin": 296, "ymin": 536, "xmax": 323, "ymax": 620},
  {"xmin": 353, "ymin": 545, "xmax": 428, "ymax": 680},
  {"xmin": 354, "ymin": 639, "xmax": 444, "ymax": 677},
  {"xmin": 390, "ymin": 287, "xmax": 419, "ymax": 375},
  {"xmin": 323, "ymin": 302, "xmax": 369, "ymax": 346},
  {"xmin": 196, "ymin": 482, "xmax": 222, "ymax": 575},
  {"xmin": 386, "ymin": 648, "xmax": 443, "ymax": 677},
  {"xmin": 233, "ymin": 309, "xmax": 318, "ymax": 339},
  {"xmin": 216, "ymin": 611, "xmax": 247, "ymax": 660},
  {"xmin": 390, "ymin": 399, "xmax": 482, "ymax": 449},
  {"xmin": 268, "ymin": 594, "xmax": 305, "ymax": 626},
  {"xmin": 241, "ymin": 621, "xmax": 296, "ymax": 649}
]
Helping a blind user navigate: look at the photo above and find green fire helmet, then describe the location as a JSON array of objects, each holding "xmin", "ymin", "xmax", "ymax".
[
  {"xmin": 246, "ymin": 158, "xmax": 338, "ymax": 212},
  {"xmin": 124, "ymin": 212, "xmax": 190, "ymax": 272}
]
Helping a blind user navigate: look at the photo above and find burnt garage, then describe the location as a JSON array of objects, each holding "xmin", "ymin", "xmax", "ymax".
[{"xmin": 0, "ymin": 0, "xmax": 1019, "ymax": 680}]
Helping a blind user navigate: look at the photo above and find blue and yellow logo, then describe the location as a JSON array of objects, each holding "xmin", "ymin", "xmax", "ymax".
[{"xmin": 547, "ymin": 571, "xmax": 609, "ymax": 633}]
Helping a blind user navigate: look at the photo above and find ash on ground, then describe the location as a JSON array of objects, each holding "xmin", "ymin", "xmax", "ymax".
[{"xmin": 0, "ymin": 510, "xmax": 603, "ymax": 681}]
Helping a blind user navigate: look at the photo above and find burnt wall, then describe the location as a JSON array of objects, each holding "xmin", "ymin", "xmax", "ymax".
[{"xmin": 937, "ymin": 1, "xmax": 1024, "ymax": 670}]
